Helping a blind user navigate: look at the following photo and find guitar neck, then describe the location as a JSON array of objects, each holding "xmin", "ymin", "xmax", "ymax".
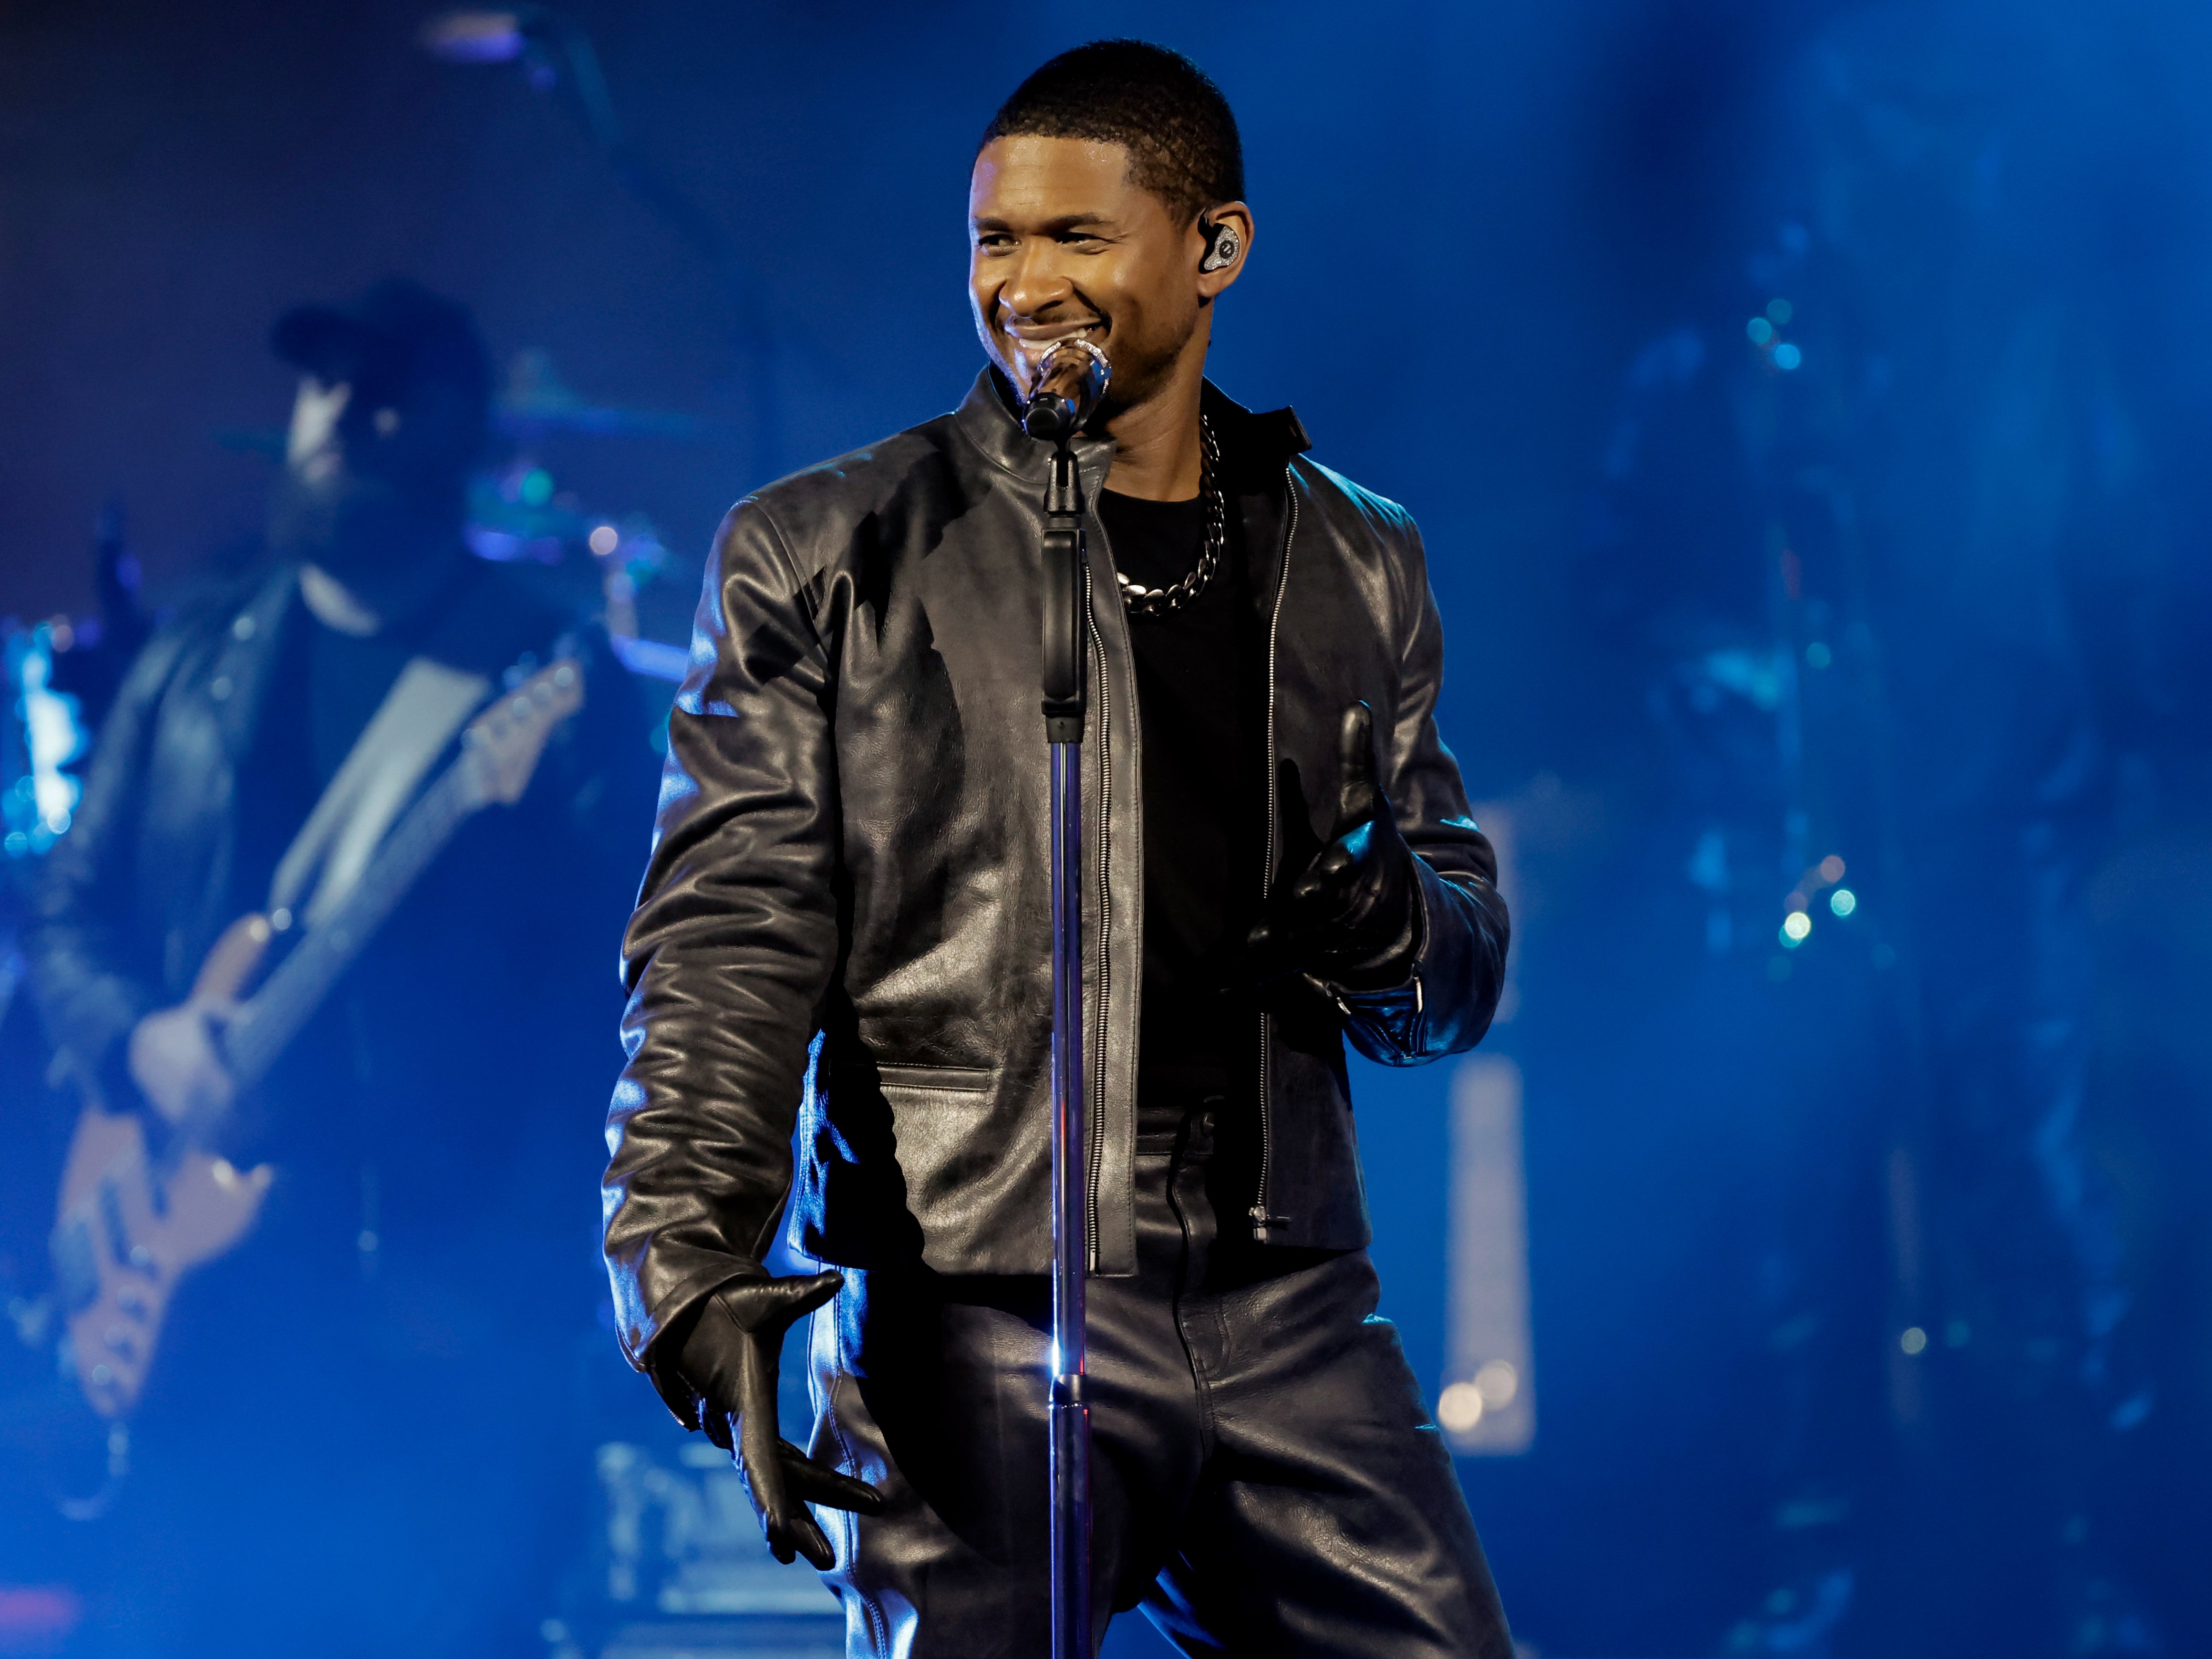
[{"xmin": 224, "ymin": 758, "xmax": 481, "ymax": 1092}]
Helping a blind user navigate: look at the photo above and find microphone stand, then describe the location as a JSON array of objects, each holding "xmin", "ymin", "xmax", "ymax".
[{"xmin": 1040, "ymin": 428, "xmax": 1092, "ymax": 1659}]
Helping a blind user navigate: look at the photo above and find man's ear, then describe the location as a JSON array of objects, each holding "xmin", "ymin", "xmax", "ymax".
[{"xmin": 1195, "ymin": 202, "xmax": 1254, "ymax": 296}]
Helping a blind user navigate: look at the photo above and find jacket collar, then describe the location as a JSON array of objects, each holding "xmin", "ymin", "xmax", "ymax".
[
  {"xmin": 1202, "ymin": 379, "xmax": 1314, "ymax": 489},
  {"xmin": 951, "ymin": 366, "xmax": 1313, "ymax": 492}
]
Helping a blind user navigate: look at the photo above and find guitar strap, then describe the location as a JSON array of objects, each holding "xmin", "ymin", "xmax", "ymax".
[{"xmin": 267, "ymin": 657, "xmax": 491, "ymax": 930}]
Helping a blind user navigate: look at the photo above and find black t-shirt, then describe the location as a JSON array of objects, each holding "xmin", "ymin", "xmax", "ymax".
[
  {"xmin": 308, "ymin": 622, "xmax": 418, "ymax": 788},
  {"xmin": 1094, "ymin": 486, "xmax": 1266, "ymax": 1130},
  {"xmin": 233, "ymin": 570, "xmax": 477, "ymax": 920},
  {"xmin": 208, "ymin": 560, "xmax": 652, "ymax": 1308}
]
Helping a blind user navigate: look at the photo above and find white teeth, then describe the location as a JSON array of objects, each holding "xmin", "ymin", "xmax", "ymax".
[
  {"xmin": 1008, "ymin": 328, "xmax": 1101, "ymax": 352},
  {"xmin": 1004, "ymin": 328, "xmax": 1102, "ymax": 391}
]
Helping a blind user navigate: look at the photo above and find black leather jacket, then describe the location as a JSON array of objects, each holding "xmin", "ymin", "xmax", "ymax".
[
  {"xmin": 604, "ymin": 373, "xmax": 1509, "ymax": 1403},
  {"xmin": 30, "ymin": 560, "xmax": 648, "ymax": 1119}
]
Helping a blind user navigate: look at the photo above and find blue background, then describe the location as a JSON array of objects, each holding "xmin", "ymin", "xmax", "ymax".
[{"xmin": 7, "ymin": 2, "xmax": 2212, "ymax": 1654}]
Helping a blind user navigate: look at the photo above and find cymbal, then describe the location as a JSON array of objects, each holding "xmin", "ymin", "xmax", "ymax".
[{"xmin": 496, "ymin": 347, "xmax": 702, "ymax": 439}]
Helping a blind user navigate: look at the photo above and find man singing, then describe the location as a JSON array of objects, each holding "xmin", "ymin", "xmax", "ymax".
[{"xmin": 604, "ymin": 40, "xmax": 1513, "ymax": 1657}]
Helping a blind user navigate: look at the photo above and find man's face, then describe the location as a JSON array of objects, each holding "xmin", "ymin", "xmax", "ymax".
[
  {"xmin": 969, "ymin": 135, "xmax": 1221, "ymax": 413},
  {"xmin": 269, "ymin": 373, "xmax": 474, "ymax": 574}
]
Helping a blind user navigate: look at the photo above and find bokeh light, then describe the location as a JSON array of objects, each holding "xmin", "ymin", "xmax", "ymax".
[{"xmin": 1438, "ymin": 1381, "xmax": 1485, "ymax": 1432}]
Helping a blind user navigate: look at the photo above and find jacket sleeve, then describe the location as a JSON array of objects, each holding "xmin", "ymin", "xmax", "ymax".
[
  {"xmin": 1334, "ymin": 519, "xmax": 1510, "ymax": 1066},
  {"xmin": 27, "ymin": 628, "xmax": 184, "ymax": 1100},
  {"xmin": 602, "ymin": 500, "xmax": 842, "ymax": 1423}
]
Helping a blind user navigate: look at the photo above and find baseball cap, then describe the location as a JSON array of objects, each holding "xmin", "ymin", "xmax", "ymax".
[{"xmin": 271, "ymin": 278, "xmax": 493, "ymax": 426}]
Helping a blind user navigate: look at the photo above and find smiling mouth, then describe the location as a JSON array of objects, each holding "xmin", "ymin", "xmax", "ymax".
[
  {"xmin": 1000, "ymin": 320, "xmax": 1105, "ymax": 389},
  {"xmin": 1003, "ymin": 318, "xmax": 1104, "ymax": 351}
]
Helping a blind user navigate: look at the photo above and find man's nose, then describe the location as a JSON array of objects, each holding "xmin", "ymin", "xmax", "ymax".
[
  {"xmin": 998, "ymin": 239, "xmax": 1075, "ymax": 320},
  {"xmin": 288, "ymin": 377, "xmax": 354, "ymax": 469}
]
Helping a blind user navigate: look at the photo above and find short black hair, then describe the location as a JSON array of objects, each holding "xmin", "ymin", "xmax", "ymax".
[{"xmin": 980, "ymin": 40, "xmax": 1245, "ymax": 225}]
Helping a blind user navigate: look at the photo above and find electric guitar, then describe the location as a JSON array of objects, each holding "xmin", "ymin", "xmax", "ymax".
[{"xmin": 49, "ymin": 657, "xmax": 586, "ymax": 1420}]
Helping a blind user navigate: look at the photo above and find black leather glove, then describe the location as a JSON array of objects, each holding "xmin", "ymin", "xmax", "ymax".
[
  {"xmin": 1241, "ymin": 702, "xmax": 1422, "ymax": 994},
  {"xmin": 675, "ymin": 1269, "xmax": 884, "ymax": 1568}
]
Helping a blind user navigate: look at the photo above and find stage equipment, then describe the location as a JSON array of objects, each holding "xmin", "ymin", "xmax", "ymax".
[{"xmin": 1029, "ymin": 334, "xmax": 1108, "ymax": 1659}]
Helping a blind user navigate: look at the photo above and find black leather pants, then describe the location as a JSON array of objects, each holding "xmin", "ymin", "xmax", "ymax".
[{"xmin": 805, "ymin": 1109, "xmax": 1513, "ymax": 1657}]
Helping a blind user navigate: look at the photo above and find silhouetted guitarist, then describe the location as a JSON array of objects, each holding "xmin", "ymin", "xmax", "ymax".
[{"xmin": 26, "ymin": 280, "xmax": 655, "ymax": 1657}]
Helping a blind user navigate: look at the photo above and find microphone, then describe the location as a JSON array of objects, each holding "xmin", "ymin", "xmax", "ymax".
[{"xmin": 1020, "ymin": 339, "xmax": 1111, "ymax": 443}]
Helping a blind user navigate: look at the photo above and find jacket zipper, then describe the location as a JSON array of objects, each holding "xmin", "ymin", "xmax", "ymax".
[
  {"xmin": 1252, "ymin": 466, "xmax": 1299, "ymax": 1243},
  {"xmin": 1086, "ymin": 576, "xmax": 1112, "ymax": 1272}
]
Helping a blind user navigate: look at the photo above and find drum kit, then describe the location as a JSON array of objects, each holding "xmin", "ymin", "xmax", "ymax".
[{"xmin": 469, "ymin": 344, "xmax": 718, "ymax": 686}]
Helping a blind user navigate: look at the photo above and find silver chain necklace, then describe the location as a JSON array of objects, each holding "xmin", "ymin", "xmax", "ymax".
[{"xmin": 1114, "ymin": 416, "xmax": 1226, "ymax": 620}]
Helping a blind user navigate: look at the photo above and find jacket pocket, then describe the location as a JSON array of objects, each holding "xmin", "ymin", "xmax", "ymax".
[
  {"xmin": 876, "ymin": 1068, "xmax": 999, "ymax": 1255},
  {"xmin": 874, "ymin": 1064, "xmax": 992, "ymax": 1093}
]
